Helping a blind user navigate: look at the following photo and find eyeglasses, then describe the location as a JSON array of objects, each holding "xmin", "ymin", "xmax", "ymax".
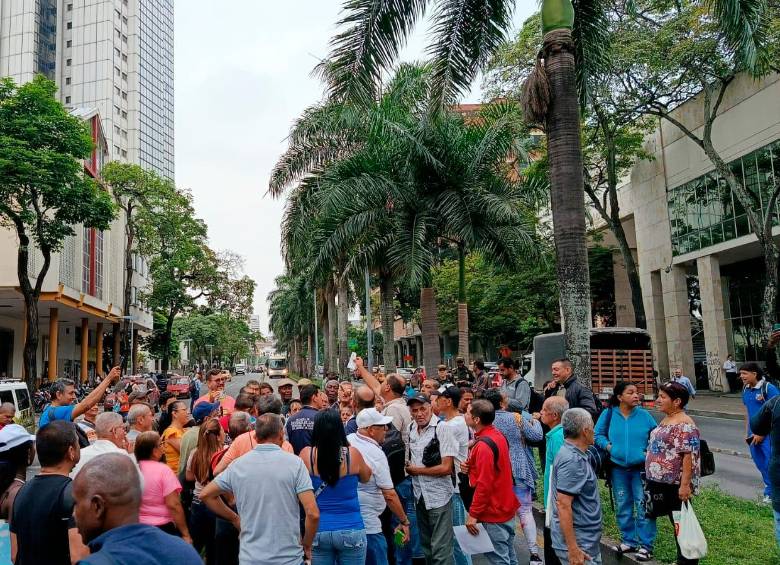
[{"xmin": 215, "ymin": 378, "xmax": 227, "ymax": 384}]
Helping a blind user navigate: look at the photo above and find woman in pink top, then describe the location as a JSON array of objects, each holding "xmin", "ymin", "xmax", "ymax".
[{"xmin": 134, "ymin": 431, "xmax": 192, "ymax": 544}]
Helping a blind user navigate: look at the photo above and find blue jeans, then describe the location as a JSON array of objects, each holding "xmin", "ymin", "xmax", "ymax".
[
  {"xmin": 393, "ymin": 477, "xmax": 423, "ymax": 564},
  {"xmin": 451, "ymin": 493, "xmax": 473, "ymax": 565},
  {"xmin": 774, "ymin": 510, "xmax": 780, "ymax": 546},
  {"xmin": 312, "ymin": 529, "xmax": 367, "ymax": 565},
  {"xmin": 611, "ymin": 466, "xmax": 657, "ymax": 550},
  {"xmin": 749, "ymin": 438, "xmax": 772, "ymax": 496},
  {"xmin": 366, "ymin": 532, "xmax": 389, "ymax": 565},
  {"xmin": 482, "ymin": 519, "xmax": 517, "ymax": 565}
]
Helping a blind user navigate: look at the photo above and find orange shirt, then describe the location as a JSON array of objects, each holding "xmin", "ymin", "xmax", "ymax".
[
  {"xmin": 218, "ymin": 431, "xmax": 293, "ymax": 470},
  {"xmin": 194, "ymin": 394, "xmax": 235, "ymax": 413},
  {"xmin": 161, "ymin": 426, "xmax": 184, "ymax": 473}
]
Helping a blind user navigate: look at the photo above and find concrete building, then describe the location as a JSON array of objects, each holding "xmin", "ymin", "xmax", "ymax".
[
  {"xmin": 249, "ymin": 314, "xmax": 261, "ymax": 334},
  {"xmin": 0, "ymin": 0, "xmax": 174, "ymax": 179},
  {"xmin": 0, "ymin": 0, "xmax": 173, "ymax": 381},
  {"xmin": 603, "ymin": 72, "xmax": 780, "ymax": 390}
]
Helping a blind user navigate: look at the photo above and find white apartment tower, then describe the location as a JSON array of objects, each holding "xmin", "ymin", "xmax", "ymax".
[{"xmin": 0, "ymin": 0, "xmax": 174, "ymax": 179}]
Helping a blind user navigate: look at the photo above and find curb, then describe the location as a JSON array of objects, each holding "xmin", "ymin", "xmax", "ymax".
[
  {"xmin": 531, "ymin": 503, "xmax": 660, "ymax": 565},
  {"xmin": 709, "ymin": 445, "xmax": 751, "ymax": 460},
  {"xmin": 685, "ymin": 408, "xmax": 743, "ymax": 421}
]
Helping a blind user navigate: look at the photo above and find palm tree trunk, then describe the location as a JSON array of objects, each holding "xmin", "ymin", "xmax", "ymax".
[
  {"xmin": 420, "ymin": 287, "xmax": 441, "ymax": 379},
  {"xmin": 379, "ymin": 272, "xmax": 396, "ymax": 374},
  {"xmin": 337, "ymin": 277, "xmax": 349, "ymax": 378},
  {"xmin": 307, "ymin": 330, "xmax": 315, "ymax": 377},
  {"xmin": 544, "ymin": 27, "xmax": 592, "ymax": 386},
  {"xmin": 327, "ymin": 281, "xmax": 338, "ymax": 374},
  {"xmin": 322, "ymin": 301, "xmax": 330, "ymax": 374},
  {"xmin": 457, "ymin": 245, "xmax": 469, "ymax": 361}
]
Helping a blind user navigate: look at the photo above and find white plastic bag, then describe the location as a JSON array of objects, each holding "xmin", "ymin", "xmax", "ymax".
[{"xmin": 676, "ymin": 501, "xmax": 708, "ymax": 559}]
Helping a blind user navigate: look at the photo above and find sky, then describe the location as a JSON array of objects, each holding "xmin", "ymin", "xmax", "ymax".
[{"xmin": 174, "ymin": 1, "xmax": 534, "ymax": 335}]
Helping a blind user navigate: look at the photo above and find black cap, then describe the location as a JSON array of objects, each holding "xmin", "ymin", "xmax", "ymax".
[{"xmin": 406, "ymin": 393, "xmax": 431, "ymax": 406}]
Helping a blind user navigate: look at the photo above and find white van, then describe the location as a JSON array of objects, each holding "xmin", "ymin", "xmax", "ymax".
[
  {"xmin": 234, "ymin": 363, "xmax": 246, "ymax": 375},
  {"xmin": 0, "ymin": 380, "xmax": 34, "ymax": 431}
]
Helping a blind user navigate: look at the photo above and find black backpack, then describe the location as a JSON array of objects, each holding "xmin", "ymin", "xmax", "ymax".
[
  {"xmin": 382, "ymin": 425, "xmax": 407, "ymax": 486},
  {"xmin": 699, "ymin": 439, "xmax": 715, "ymax": 477}
]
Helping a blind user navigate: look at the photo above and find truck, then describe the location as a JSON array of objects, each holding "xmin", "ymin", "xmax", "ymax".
[{"xmin": 524, "ymin": 327, "xmax": 657, "ymax": 407}]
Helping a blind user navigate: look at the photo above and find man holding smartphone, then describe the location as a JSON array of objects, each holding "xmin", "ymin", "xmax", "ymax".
[
  {"xmin": 39, "ymin": 366, "xmax": 121, "ymax": 429},
  {"xmin": 193, "ymin": 368, "xmax": 235, "ymax": 413}
]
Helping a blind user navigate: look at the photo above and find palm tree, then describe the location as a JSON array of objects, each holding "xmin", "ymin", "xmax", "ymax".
[{"xmin": 319, "ymin": 0, "xmax": 771, "ymax": 386}]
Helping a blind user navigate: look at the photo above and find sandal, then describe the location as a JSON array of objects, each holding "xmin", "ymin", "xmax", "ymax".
[
  {"xmin": 635, "ymin": 548, "xmax": 653, "ymax": 562},
  {"xmin": 611, "ymin": 543, "xmax": 637, "ymax": 554}
]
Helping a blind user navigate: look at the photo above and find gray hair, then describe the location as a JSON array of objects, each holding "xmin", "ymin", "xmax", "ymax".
[
  {"xmin": 127, "ymin": 403, "xmax": 152, "ymax": 425},
  {"xmin": 51, "ymin": 378, "xmax": 75, "ymax": 398},
  {"xmin": 543, "ymin": 396, "xmax": 569, "ymax": 419},
  {"xmin": 229, "ymin": 411, "xmax": 252, "ymax": 439},
  {"xmin": 95, "ymin": 412, "xmax": 124, "ymax": 438},
  {"xmin": 561, "ymin": 408, "xmax": 593, "ymax": 439},
  {"xmin": 255, "ymin": 413, "xmax": 283, "ymax": 441}
]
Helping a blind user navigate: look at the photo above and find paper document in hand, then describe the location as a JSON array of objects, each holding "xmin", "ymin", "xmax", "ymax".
[{"xmin": 453, "ymin": 524, "xmax": 495, "ymax": 555}]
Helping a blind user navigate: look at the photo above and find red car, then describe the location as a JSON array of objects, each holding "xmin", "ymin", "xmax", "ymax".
[{"xmin": 166, "ymin": 375, "xmax": 191, "ymax": 399}]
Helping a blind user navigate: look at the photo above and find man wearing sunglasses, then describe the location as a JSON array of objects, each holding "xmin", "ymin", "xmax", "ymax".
[{"xmin": 193, "ymin": 369, "xmax": 236, "ymax": 414}]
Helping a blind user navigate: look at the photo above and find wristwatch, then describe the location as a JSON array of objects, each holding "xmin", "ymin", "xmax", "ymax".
[{"xmin": 400, "ymin": 518, "xmax": 410, "ymax": 526}]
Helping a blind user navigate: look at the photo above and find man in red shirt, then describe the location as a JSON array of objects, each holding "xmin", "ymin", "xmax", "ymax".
[{"xmin": 464, "ymin": 399, "xmax": 519, "ymax": 565}]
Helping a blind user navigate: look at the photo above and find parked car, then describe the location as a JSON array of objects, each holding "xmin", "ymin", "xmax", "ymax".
[
  {"xmin": 166, "ymin": 374, "xmax": 192, "ymax": 400},
  {"xmin": 234, "ymin": 363, "xmax": 246, "ymax": 375},
  {"xmin": 0, "ymin": 380, "xmax": 34, "ymax": 432}
]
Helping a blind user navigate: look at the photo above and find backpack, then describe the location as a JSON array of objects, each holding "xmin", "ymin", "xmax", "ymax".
[
  {"xmin": 586, "ymin": 407, "xmax": 613, "ymax": 482},
  {"xmin": 382, "ymin": 425, "xmax": 407, "ymax": 486},
  {"xmin": 459, "ymin": 435, "xmax": 503, "ymax": 511}
]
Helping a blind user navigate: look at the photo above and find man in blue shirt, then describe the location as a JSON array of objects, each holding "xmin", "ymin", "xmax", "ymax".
[
  {"xmin": 741, "ymin": 362, "xmax": 779, "ymax": 503},
  {"xmin": 671, "ymin": 368, "xmax": 696, "ymax": 400},
  {"xmin": 39, "ymin": 366, "xmax": 121, "ymax": 429},
  {"xmin": 73, "ymin": 452, "xmax": 201, "ymax": 565},
  {"xmin": 285, "ymin": 384, "xmax": 325, "ymax": 454}
]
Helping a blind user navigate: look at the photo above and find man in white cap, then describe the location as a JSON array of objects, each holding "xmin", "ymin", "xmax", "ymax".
[{"xmin": 347, "ymin": 408, "xmax": 410, "ymax": 565}]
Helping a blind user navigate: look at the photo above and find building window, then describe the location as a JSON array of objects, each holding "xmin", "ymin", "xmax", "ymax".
[
  {"xmin": 66, "ymin": 40, "xmax": 72, "ymax": 48},
  {"xmin": 122, "ymin": 54, "xmax": 128, "ymax": 63},
  {"xmin": 82, "ymin": 228, "xmax": 104, "ymax": 300},
  {"xmin": 668, "ymin": 139, "xmax": 780, "ymax": 256},
  {"xmin": 67, "ymin": 3, "xmax": 73, "ymax": 10},
  {"xmin": 65, "ymin": 96, "xmax": 71, "ymax": 104},
  {"xmin": 65, "ymin": 77, "xmax": 71, "ymax": 85},
  {"xmin": 66, "ymin": 59, "xmax": 72, "ymax": 66},
  {"xmin": 121, "ymin": 149, "xmax": 128, "ymax": 158},
  {"xmin": 121, "ymin": 110, "xmax": 127, "ymax": 119},
  {"xmin": 66, "ymin": 22, "xmax": 72, "ymax": 30}
]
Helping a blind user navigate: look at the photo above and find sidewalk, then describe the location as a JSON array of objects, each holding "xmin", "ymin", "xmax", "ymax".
[{"xmin": 683, "ymin": 390, "xmax": 743, "ymax": 420}]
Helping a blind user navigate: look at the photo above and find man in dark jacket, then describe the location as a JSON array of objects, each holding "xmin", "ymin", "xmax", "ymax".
[{"xmin": 543, "ymin": 359, "xmax": 599, "ymax": 422}]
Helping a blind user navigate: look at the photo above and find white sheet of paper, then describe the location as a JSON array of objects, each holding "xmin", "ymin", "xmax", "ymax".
[{"xmin": 453, "ymin": 524, "xmax": 495, "ymax": 555}]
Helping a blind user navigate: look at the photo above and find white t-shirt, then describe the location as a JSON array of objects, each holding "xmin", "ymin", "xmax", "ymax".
[
  {"xmin": 348, "ymin": 432, "xmax": 393, "ymax": 534},
  {"xmin": 440, "ymin": 415, "xmax": 470, "ymax": 490}
]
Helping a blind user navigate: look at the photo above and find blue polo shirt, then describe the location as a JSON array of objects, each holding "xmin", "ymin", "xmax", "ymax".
[
  {"xmin": 744, "ymin": 379, "xmax": 779, "ymax": 435},
  {"xmin": 38, "ymin": 404, "xmax": 75, "ymax": 428},
  {"xmin": 78, "ymin": 523, "xmax": 201, "ymax": 565},
  {"xmin": 285, "ymin": 406, "xmax": 319, "ymax": 455}
]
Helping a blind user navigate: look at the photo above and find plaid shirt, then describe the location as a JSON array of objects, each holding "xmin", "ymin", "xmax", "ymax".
[{"xmin": 408, "ymin": 416, "xmax": 457, "ymax": 510}]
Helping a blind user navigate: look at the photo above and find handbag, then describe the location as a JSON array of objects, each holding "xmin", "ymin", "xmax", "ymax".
[
  {"xmin": 676, "ymin": 501, "xmax": 708, "ymax": 559},
  {"xmin": 422, "ymin": 426, "xmax": 442, "ymax": 467},
  {"xmin": 642, "ymin": 476, "xmax": 680, "ymax": 519}
]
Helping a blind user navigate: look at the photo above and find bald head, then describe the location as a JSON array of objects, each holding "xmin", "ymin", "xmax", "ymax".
[
  {"xmin": 541, "ymin": 396, "xmax": 569, "ymax": 428},
  {"xmin": 353, "ymin": 385, "xmax": 375, "ymax": 413},
  {"xmin": 73, "ymin": 453, "xmax": 141, "ymax": 543}
]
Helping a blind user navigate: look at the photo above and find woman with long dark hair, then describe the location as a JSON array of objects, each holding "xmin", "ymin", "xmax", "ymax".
[
  {"xmin": 161, "ymin": 401, "xmax": 190, "ymax": 473},
  {"xmin": 299, "ymin": 410, "xmax": 371, "ymax": 564},
  {"xmin": 185, "ymin": 418, "xmax": 224, "ymax": 564},
  {"xmin": 594, "ymin": 381, "xmax": 657, "ymax": 561},
  {"xmin": 0, "ymin": 424, "xmax": 35, "ymax": 563}
]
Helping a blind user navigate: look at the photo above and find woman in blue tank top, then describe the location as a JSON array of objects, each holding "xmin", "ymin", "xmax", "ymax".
[{"xmin": 300, "ymin": 410, "xmax": 372, "ymax": 565}]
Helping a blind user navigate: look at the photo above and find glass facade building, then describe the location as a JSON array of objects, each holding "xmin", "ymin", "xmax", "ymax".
[
  {"xmin": 668, "ymin": 139, "xmax": 780, "ymax": 256},
  {"xmin": 138, "ymin": 0, "xmax": 174, "ymax": 180},
  {"xmin": 35, "ymin": 0, "xmax": 57, "ymax": 79}
]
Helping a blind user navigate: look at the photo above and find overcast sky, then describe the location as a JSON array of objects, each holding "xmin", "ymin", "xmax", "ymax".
[{"xmin": 174, "ymin": 1, "xmax": 534, "ymax": 335}]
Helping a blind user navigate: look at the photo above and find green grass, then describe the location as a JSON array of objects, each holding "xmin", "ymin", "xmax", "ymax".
[{"xmin": 534, "ymin": 454, "xmax": 779, "ymax": 564}]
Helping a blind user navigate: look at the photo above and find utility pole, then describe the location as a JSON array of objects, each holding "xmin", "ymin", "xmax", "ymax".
[{"xmin": 365, "ymin": 268, "xmax": 373, "ymax": 370}]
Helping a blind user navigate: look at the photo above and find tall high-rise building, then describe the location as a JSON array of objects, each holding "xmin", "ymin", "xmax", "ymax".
[
  {"xmin": 249, "ymin": 314, "xmax": 261, "ymax": 334},
  {"xmin": 0, "ymin": 0, "xmax": 175, "ymax": 179}
]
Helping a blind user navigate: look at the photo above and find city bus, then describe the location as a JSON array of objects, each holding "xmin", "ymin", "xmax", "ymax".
[{"xmin": 266, "ymin": 354, "xmax": 288, "ymax": 378}]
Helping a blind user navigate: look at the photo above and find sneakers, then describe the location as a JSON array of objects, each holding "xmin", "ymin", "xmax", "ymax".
[
  {"xmin": 635, "ymin": 548, "xmax": 653, "ymax": 562},
  {"xmin": 529, "ymin": 554, "xmax": 543, "ymax": 565}
]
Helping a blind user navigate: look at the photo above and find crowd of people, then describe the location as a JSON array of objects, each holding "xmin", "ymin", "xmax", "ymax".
[{"xmin": 0, "ymin": 354, "xmax": 736, "ymax": 565}]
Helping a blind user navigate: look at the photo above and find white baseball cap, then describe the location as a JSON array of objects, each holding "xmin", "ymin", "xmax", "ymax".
[
  {"xmin": 356, "ymin": 408, "xmax": 393, "ymax": 429},
  {"xmin": 0, "ymin": 424, "xmax": 35, "ymax": 452}
]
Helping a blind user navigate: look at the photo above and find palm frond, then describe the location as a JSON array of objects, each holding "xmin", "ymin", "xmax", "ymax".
[
  {"xmin": 706, "ymin": 0, "xmax": 770, "ymax": 73},
  {"xmin": 426, "ymin": 0, "xmax": 515, "ymax": 110},
  {"xmin": 321, "ymin": 0, "xmax": 429, "ymax": 104},
  {"xmin": 571, "ymin": 0, "xmax": 612, "ymax": 106}
]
